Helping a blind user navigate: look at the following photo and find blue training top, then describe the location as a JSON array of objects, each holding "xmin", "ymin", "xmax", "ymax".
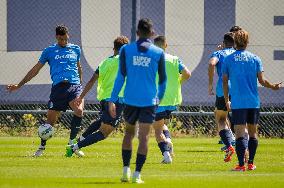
[
  {"xmin": 222, "ymin": 50, "xmax": 263, "ymax": 109},
  {"xmin": 39, "ymin": 43, "xmax": 81, "ymax": 85},
  {"xmin": 110, "ymin": 38, "xmax": 167, "ymax": 107},
  {"xmin": 210, "ymin": 47, "xmax": 235, "ymax": 97}
]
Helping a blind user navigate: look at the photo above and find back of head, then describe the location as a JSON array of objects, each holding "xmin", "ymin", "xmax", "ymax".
[
  {"xmin": 137, "ymin": 18, "xmax": 154, "ymax": 38},
  {"xmin": 114, "ymin": 36, "xmax": 129, "ymax": 51},
  {"xmin": 56, "ymin": 25, "xmax": 68, "ymax": 36},
  {"xmin": 234, "ymin": 30, "xmax": 249, "ymax": 50},
  {"xmin": 229, "ymin": 25, "xmax": 242, "ymax": 33},
  {"xmin": 154, "ymin": 35, "xmax": 166, "ymax": 49},
  {"xmin": 223, "ymin": 32, "xmax": 234, "ymax": 47}
]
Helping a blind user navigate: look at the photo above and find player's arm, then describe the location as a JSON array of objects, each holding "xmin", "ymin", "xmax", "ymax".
[
  {"xmin": 80, "ymin": 71, "xmax": 99, "ymax": 99},
  {"xmin": 157, "ymin": 52, "xmax": 167, "ymax": 101},
  {"xmin": 6, "ymin": 62, "xmax": 44, "ymax": 92},
  {"xmin": 257, "ymin": 72, "xmax": 282, "ymax": 90},
  {"xmin": 178, "ymin": 59, "xmax": 191, "ymax": 83},
  {"xmin": 109, "ymin": 47, "xmax": 127, "ymax": 118},
  {"xmin": 77, "ymin": 61, "xmax": 83, "ymax": 84},
  {"xmin": 208, "ymin": 57, "xmax": 218, "ymax": 95}
]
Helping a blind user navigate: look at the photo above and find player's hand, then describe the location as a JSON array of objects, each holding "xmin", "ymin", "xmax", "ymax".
[
  {"xmin": 208, "ymin": 85, "xmax": 214, "ymax": 95},
  {"xmin": 6, "ymin": 84, "xmax": 20, "ymax": 92},
  {"xmin": 226, "ymin": 101, "xmax": 231, "ymax": 112},
  {"xmin": 217, "ymin": 43, "xmax": 224, "ymax": 50},
  {"xmin": 108, "ymin": 102, "xmax": 116, "ymax": 118},
  {"xmin": 272, "ymin": 82, "xmax": 282, "ymax": 90}
]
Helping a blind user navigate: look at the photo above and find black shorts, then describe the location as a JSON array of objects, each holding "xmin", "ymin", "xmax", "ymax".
[
  {"xmin": 155, "ymin": 110, "xmax": 173, "ymax": 121},
  {"xmin": 232, "ymin": 108, "xmax": 260, "ymax": 125},
  {"xmin": 48, "ymin": 82, "xmax": 82, "ymax": 112},
  {"xmin": 100, "ymin": 100, "xmax": 124, "ymax": 127},
  {"xmin": 123, "ymin": 104, "xmax": 157, "ymax": 125},
  {"xmin": 215, "ymin": 95, "xmax": 230, "ymax": 111}
]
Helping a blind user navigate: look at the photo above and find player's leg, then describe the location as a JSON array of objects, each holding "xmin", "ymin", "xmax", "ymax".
[
  {"xmin": 246, "ymin": 108, "xmax": 260, "ymax": 170},
  {"xmin": 132, "ymin": 106, "xmax": 156, "ymax": 184},
  {"xmin": 153, "ymin": 117, "xmax": 172, "ymax": 163},
  {"xmin": 231, "ymin": 109, "xmax": 248, "ymax": 171},
  {"xmin": 34, "ymin": 110, "xmax": 60, "ymax": 157},
  {"xmin": 121, "ymin": 105, "xmax": 138, "ymax": 182},
  {"xmin": 80, "ymin": 119, "xmax": 102, "ymax": 140},
  {"xmin": 216, "ymin": 109, "xmax": 235, "ymax": 162}
]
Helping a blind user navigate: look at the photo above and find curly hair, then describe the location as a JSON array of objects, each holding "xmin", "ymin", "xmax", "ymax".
[{"xmin": 114, "ymin": 36, "xmax": 129, "ymax": 51}]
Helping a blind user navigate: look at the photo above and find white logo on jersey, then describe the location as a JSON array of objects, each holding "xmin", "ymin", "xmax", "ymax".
[
  {"xmin": 55, "ymin": 53, "xmax": 77, "ymax": 60},
  {"xmin": 133, "ymin": 56, "xmax": 151, "ymax": 67},
  {"xmin": 234, "ymin": 54, "xmax": 248, "ymax": 62}
]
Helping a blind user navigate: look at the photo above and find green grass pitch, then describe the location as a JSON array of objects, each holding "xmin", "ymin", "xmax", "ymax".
[{"xmin": 0, "ymin": 136, "xmax": 283, "ymax": 188}]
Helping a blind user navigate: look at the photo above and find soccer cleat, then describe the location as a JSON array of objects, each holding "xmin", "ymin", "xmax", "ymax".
[
  {"xmin": 247, "ymin": 163, "xmax": 256, "ymax": 171},
  {"xmin": 161, "ymin": 152, "xmax": 172, "ymax": 164},
  {"xmin": 224, "ymin": 146, "xmax": 235, "ymax": 162},
  {"xmin": 132, "ymin": 174, "xmax": 144, "ymax": 184},
  {"xmin": 65, "ymin": 145, "xmax": 74, "ymax": 157},
  {"xmin": 231, "ymin": 165, "xmax": 246, "ymax": 171},
  {"xmin": 70, "ymin": 139, "xmax": 85, "ymax": 157},
  {"xmin": 33, "ymin": 147, "xmax": 45, "ymax": 157},
  {"xmin": 120, "ymin": 167, "xmax": 131, "ymax": 182}
]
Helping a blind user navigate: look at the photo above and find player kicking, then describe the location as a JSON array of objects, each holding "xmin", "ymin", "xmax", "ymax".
[
  {"xmin": 108, "ymin": 18, "xmax": 167, "ymax": 183},
  {"xmin": 65, "ymin": 36, "xmax": 129, "ymax": 157},
  {"xmin": 153, "ymin": 35, "xmax": 191, "ymax": 163},
  {"xmin": 208, "ymin": 32, "xmax": 236, "ymax": 162},
  {"xmin": 222, "ymin": 29, "xmax": 282, "ymax": 171},
  {"xmin": 6, "ymin": 25, "xmax": 84, "ymax": 157}
]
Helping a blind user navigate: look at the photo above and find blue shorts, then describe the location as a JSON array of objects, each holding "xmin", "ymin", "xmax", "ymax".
[
  {"xmin": 155, "ymin": 106, "xmax": 177, "ymax": 121},
  {"xmin": 48, "ymin": 82, "xmax": 82, "ymax": 112},
  {"xmin": 123, "ymin": 104, "xmax": 157, "ymax": 125},
  {"xmin": 232, "ymin": 108, "xmax": 260, "ymax": 125},
  {"xmin": 100, "ymin": 100, "xmax": 124, "ymax": 127}
]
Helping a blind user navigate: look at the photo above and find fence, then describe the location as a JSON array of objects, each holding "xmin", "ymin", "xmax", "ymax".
[{"xmin": 0, "ymin": 0, "xmax": 283, "ymax": 137}]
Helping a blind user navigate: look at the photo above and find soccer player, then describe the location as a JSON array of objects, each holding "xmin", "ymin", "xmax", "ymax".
[
  {"xmin": 65, "ymin": 36, "xmax": 129, "ymax": 157},
  {"xmin": 153, "ymin": 35, "xmax": 191, "ymax": 163},
  {"xmin": 108, "ymin": 18, "xmax": 167, "ymax": 183},
  {"xmin": 222, "ymin": 29, "xmax": 282, "ymax": 171},
  {"xmin": 6, "ymin": 25, "xmax": 84, "ymax": 157},
  {"xmin": 208, "ymin": 32, "xmax": 236, "ymax": 162}
]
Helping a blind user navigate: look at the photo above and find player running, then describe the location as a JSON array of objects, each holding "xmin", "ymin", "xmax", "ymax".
[
  {"xmin": 153, "ymin": 35, "xmax": 191, "ymax": 164},
  {"xmin": 108, "ymin": 18, "xmax": 167, "ymax": 183},
  {"xmin": 65, "ymin": 36, "xmax": 129, "ymax": 157},
  {"xmin": 222, "ymin": 29, "xmax": 282, "ymax": 171},
  {"xmin": 208, "ymin": 32, "xmax": 236, "ymax": 162}
]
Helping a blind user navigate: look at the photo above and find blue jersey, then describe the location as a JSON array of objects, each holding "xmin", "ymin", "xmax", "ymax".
[
  {"xmin": 110, "ymin": 38, "xmax": 167, "ymax": 107},
  {"xmin": 222, "ymin": 50, "xmax": 263, "ymax": 109},
  {"xmin": 39, "ymin": 43, "xmax": 81, "ymax": 85},
  {"xmin": 210, "ymin": 47, "xmax": 235, "ymax": 97}
]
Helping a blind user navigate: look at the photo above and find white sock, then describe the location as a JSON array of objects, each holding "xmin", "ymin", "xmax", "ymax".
[
  {"xmin": 39, "ymin": 145, "xmax": 45, "ymax": 149},
  {"xmin": 123, "ymin": 166, "xmax": 130, "ymax": 174},
  {"xmin": 133, "ymin": 171, "xmax": 140, "ymax": 178},
  {"xmin": 163, "ymin": 151, "xmax": 170, "ymax": 158}
]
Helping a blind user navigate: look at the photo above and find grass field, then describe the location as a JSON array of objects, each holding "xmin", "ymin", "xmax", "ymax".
[{"xmin": 0, "ymin": 136, "xmax": 283, "ymax": 188}]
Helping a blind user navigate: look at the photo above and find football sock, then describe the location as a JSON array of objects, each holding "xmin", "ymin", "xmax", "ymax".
[
  {"xmin": 236, "ymin": 137, "xmax": 247, "ymax": 166},
  {"xmin": 158, "ymin": 141, "xmax": 170, "ymax": 155},
  {"xmin": 122, "ymin": 149, "xmax": 132, "ymax": 167},
  {"xmin": 219, "ymin": 129, "xmax": 231, "ymax": 148},
  {"xmin": 248, "ymin": 137, "xmax": 258, "ymax": 164},
  {"xmin": 163, "ymin": 129, "xmax": 171, "ymax": 139},
  {"xmin": 70, "ymin": 115, "xmax": 82, "ymax": 140},
  {"xmin": 135, "ymin": 153, "xmax": 146, "ymax": 172},
  {"xmin": 82, "ymin": 119, "xmax": 101, "ymax": 138},
  {"xmin": 77, "ymin": 131, "xmax": 105, "ymax": 148}
]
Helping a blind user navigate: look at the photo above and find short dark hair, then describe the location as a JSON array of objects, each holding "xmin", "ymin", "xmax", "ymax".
[
  {"xmin": 113, "ymin": 36, "xmax": 129, "ymax": 51},
  {"xmin": 229, "ymin": 25, "xmax": 242, "ymax": 33},
  {"xmin": 154, "ymin": 35, "xmax": 166, "ymax": 48},
  {"xmin": 137, "ymin": 18, "xmax": 153, "ymax": 36},
  {"xmin": 56, "ymin": 25, "xmax": 68, "ymax": 35},
  {"xmin": 223, "ymin": 32, "xmax": 234, "ymax": 47}
]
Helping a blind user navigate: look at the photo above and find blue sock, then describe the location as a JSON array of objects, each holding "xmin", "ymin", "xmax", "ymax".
[
  {"xmin": 158, "ymin": 141, "xmax": 169, "ymax": 155},
  {"xmin": 82, "ymin": 119, "xmax": 101, "ymax": 138},
  {"xmin": 122, "ymin": 149, "xmax": 132, "ymax": 167},
  {"xmin": 41, "ymin": 139, "xmax": 46, "ymax": 147},
  {"xmin": 236, "ymin": 137, "xmax": 247, "ymax": 166},
  {"xmin": 77, "ymin": 131, "xmax": 105, "ymax": 148},
  {"xmin": 163, "ymin": 130, "xmax": 171, "ymax": 139},
  {"xmin": 70, "ymin": 115, "xmax": 82, "ymax": 140},
  {"xmin": 248, "ymin": 137, "xmax": 258, "ymax": 164},
  {"xmin": 219, "ymin": 129, "xmax": 232, "ymax": 148},
  {"xmin": 135, "ymin": 153, "xmax": 146, "ymax": 172}
]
